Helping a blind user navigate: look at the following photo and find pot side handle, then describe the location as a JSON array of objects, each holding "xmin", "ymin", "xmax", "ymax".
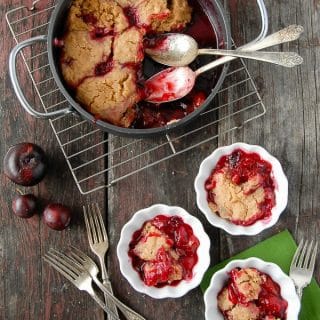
[{"xmin": 9, "ymin": 35, "xmax": 73, "ymax": 119}]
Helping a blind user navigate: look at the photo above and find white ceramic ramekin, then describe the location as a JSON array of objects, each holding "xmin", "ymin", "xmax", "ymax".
[
  {"xmin": 117, "ymin": 204, "xmax": 211, "ymax": 298},
  {"xmin": 204, "ymin": 257, "xmax": 300, "ymax": 320},
  {"xmin": 194, "ymin": 142, "xmax": 288, "ymax": 235}
]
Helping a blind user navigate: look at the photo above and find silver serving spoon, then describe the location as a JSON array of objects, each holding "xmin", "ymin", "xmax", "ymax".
[
  {"xmin": 144, "ymin": 25, "xmax": 304, "ymax": 104},
  {"xmin": 146, "ymin": 33, "xmax": 302, "ymax": 67}
]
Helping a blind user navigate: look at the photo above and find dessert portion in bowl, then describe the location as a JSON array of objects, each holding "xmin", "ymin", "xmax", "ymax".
[
  {"xmin": 56, "ymin": 0, "xmax": 221, "ymax": 129},
  {"xmin": 205, "ymin": 149, "xmax": 276, "ymax": 226},
  {"xmin": 194, "ymin": 143, "xmax": 288, "ymax": 235},
  {"xmin": 204, "ymin": 258, "xmax": 300, "ymax": 320},
  {"xmin": 117, "ymin": 204, "xmax": 210, "ymax": 298},
  {"xmin": 217, "ymin": 267, "xmax": 288, "ymax": 320},
  {"xmin": 129, "ymin": 214, "xmax": 200, "ymax": 287}
]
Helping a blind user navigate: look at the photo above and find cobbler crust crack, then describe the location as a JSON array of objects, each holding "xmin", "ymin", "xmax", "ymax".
[{"xmin": 208, "ymin": 173, "xmax": 265, "ymax": 224}]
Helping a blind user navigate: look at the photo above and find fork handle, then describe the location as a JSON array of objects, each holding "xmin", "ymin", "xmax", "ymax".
[
  {"xmin": 98, "ymin": 256, "xmax": 120, "ymax": 320},
  {"xmin": 88, "ymin": 290, "xmax": 121, "ymax": 320},
  {"xmin": 93, "ymin": 275, "xmax": 146, "ymax": 320},
  {"xmin": 296, "ymin": 286, "xmax": 304, "ymax": 299},
  {"xmin": 103, "ymin": 277, "xmax": 120, "ymax": 320}
]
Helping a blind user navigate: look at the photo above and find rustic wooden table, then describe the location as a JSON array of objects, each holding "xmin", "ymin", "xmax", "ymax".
[{"xmin": 0, "ymin": 0, "xmax": 319, "ymax": 319}]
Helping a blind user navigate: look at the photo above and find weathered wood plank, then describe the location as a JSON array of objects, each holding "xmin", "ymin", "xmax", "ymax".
[{"xmin": 0, "ymin": 1, "xmax": 106, "ymax": 319}]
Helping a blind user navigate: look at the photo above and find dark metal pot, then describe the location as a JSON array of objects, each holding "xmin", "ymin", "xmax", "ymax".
[{"xmin": 9, "ymin": 0, "xmax": 232, "ymax": 138}]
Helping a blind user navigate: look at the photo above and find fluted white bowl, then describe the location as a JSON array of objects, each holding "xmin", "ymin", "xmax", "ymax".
[
  {"xmin": 117, "ymin": 204, "xmax": 211, "ymax": 298},
  {"xmin": 194, "ymin": 142, "xmax": 288, "ymax": 235},
  {"xmin": 204, "ymin": 257, "xmax": 300, "ymax": 320}
]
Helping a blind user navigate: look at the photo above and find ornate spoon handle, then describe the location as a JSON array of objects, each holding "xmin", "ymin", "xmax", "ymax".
[
  {"xmin": 195, "ymin": 25, "xmax": 304, "ymax": 76},
  {"xmin": 198, "ymin": 49, "xmax": 303, "ymax": 67}
]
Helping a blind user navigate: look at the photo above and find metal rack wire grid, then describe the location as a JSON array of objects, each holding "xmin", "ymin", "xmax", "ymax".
[{"xmin": 6, "ymin": 0, "xmax": 266, "ymax": 195}]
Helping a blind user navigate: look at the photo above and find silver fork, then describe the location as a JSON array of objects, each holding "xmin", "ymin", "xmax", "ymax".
[
  {"xmin": 83, "ymin": 204, "xmax": 119, "ymax": 320},
  {"xmin": 289, "ymin": 239, "xmax": 318, "ymax": 298},
  {"xmin": 43, "ymin": 249, "xmax": 119, "ymax": 320},
  {"xmin": 46, "ymin": 248, "xmax": 146, "ymax": 320},
  {"xmin": 65, "ymin": 246, "xmax": 146, "ymax": 320}
]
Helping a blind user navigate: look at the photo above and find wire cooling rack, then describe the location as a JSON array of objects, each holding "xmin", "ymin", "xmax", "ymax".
[{"xmin": 6, "ymin": 0, "xmax": 266, "ymax": 194}]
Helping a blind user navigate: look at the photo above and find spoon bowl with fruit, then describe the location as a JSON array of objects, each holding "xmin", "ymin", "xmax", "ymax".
[{"xmin": 145, "ymin": 25, "xmax": 304, "ymax": 104}]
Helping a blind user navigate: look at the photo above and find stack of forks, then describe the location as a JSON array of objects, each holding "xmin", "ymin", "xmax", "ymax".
[{"xmin": 44, "ymin": 203, "xmax": 146, "ymax": 320}]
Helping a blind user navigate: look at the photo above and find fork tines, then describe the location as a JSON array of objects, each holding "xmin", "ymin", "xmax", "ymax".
[
  {"xmin": 43, "ymin": 249, "xmax": 83, "ymax": 281},
  {"xmin": 291, "ymin": 239, "xmax": 319, "ymax": 270},
  {"xmin": 68, "ymin": 245, "xmax": 92, "ymax": 263},
  {"xmin": 83, "ymin": 203, "xmax": 108, "ymax": 245}
]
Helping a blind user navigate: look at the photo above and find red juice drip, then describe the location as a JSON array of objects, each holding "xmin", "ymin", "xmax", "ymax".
[
  {"xmin": 82, "ymin": 13, "xmax": 98, "ymax": 25},
  {"xmin": 227, "ymin": 282, "xmax": 240, "ymax": 304},
  {"xmin": 144, "ymin": 67, "xmax": 195, "ymax": 103},
  {"xmin": 144, "ymin": 35, "xmax": 170, "ymax": 51},
  {"xmin": 53, "ymin": 37, "xmax": 64, "ymax": 47},
  {"xmin": 94, "ymin": 57, "xmax": 114, "ymax": 76},
  {"xmin": 144, "ymin": 67, "xmax": 179, "ymax": 102},
  {"xmin": 90, "ymin": 28, "xmax": 114, "ymax": 40},
  {"xmin": 61, "ymin": 56, "xmax": 73, "ymax": 67},
  {"xmin": 214, "ymin": 149, "xmax": 274, "ymax": 188},
  {"xmin": 93, "ymin": 114, "xmax": 104, "ymax": 124},
  {"xmin": 259, "ymin": 275, "xmax": 288, "ymax": 318},
  {"xmin": 121, "ymin": 62, "xmax": 140, "ymax": 70},
  {"xmin": 191, "ymin": 91, "xmax": 206, "ymax": 108},
  {"xmin": 123, "ymin": 6, "xmax": 169, "ymax": 32},
  {"xmin": 123, "ymin": 6, "xmax": 139, "ymax": 27},
  {"xmin": 133, "ymin": 89, "xmax": 206, "ymax": 129}
]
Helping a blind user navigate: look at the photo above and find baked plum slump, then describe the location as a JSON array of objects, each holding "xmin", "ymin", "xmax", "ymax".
[
  {"xmin": 205, "ymin": 149, "xmax": 276, "ymax": 226},
  {"xmin": 128, "ymin": 215, "xmax": 200, "ymax": 287},
  {"xmin": 217, "ymin": 267, "xmax": 288, "ymax": 320},
  {"xmin": 57, "ymin": 0, "xmax": 220, "ymax": 128},
  {"xmin": 58, "ymin": 0, "xmax": 191, "ymax": 127}
]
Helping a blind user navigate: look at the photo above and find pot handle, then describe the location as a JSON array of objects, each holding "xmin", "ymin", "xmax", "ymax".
[{"xmin": 9, "ymin": 35, "xmax": 73, "ymax": 119}]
